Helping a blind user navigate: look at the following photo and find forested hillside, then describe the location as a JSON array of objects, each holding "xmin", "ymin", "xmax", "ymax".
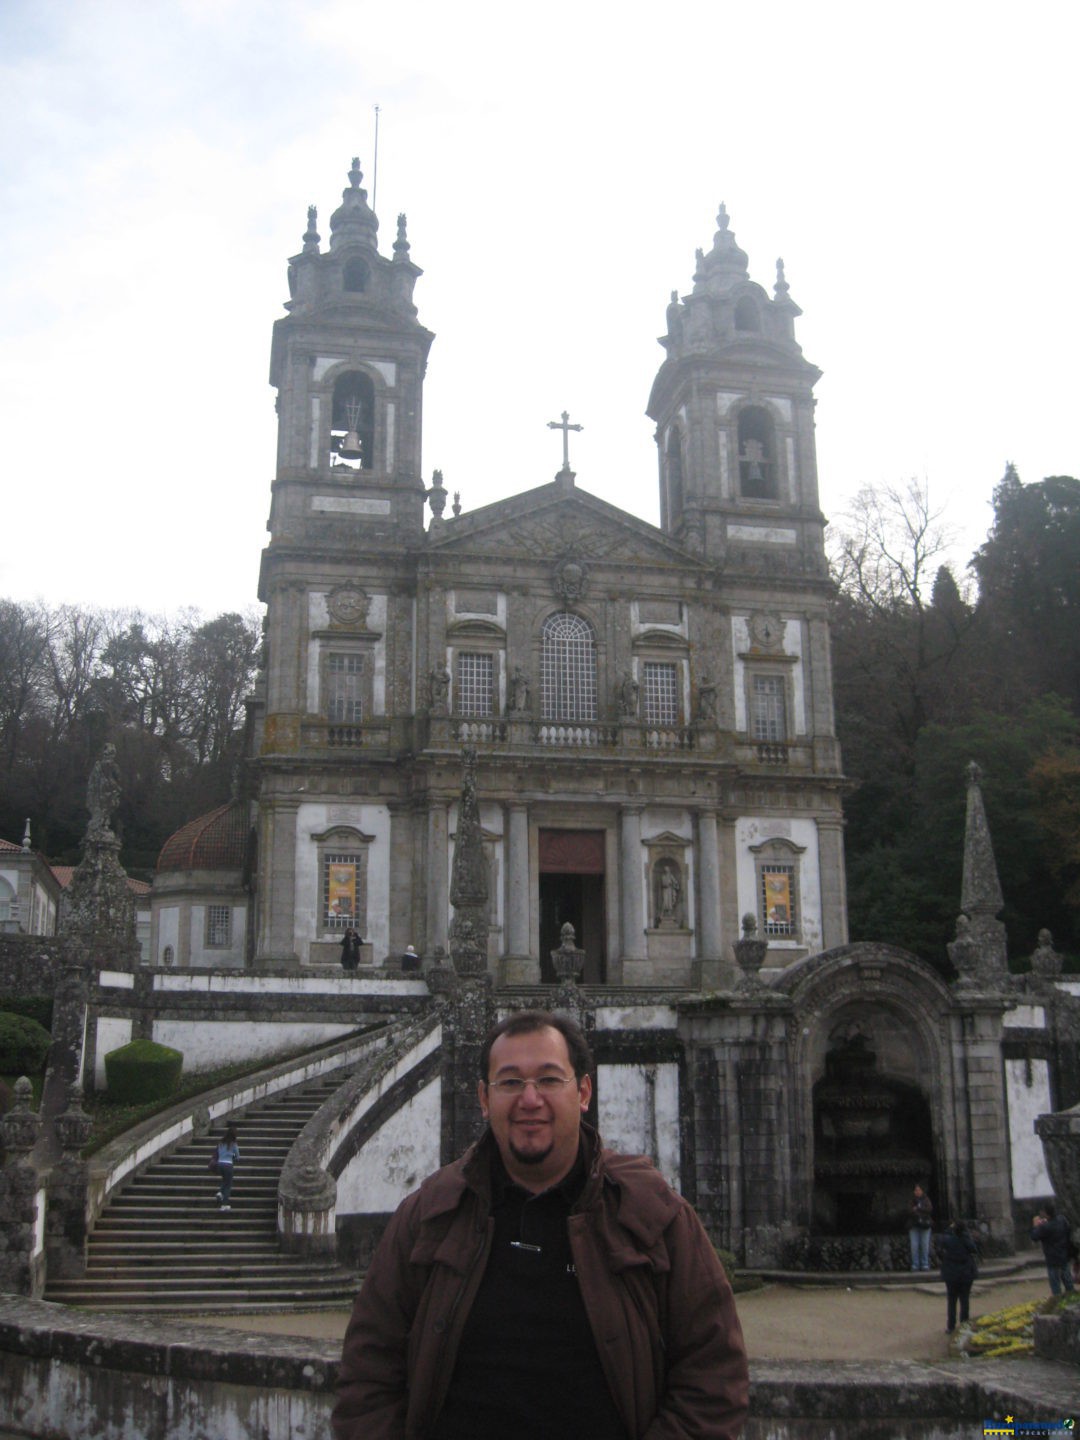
[
  {"xmin": 831, "ymin": 468, "xmax": 1080, "ymax": 967},
  {"xmin": 0, "ymin": 607, "xmax": 261, "ymax": 878}
]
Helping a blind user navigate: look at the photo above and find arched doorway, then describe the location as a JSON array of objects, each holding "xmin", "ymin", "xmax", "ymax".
[{"xmin": 812, "ymin": 1023, "xmax": 935, "ymax": 1236}]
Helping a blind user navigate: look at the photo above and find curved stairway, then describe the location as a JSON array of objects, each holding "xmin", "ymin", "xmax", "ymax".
[{"xmin": 45, "ymin": 1073, "xmax": 361, "ymax": 1314}]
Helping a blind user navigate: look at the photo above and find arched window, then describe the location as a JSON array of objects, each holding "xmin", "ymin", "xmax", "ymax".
[
  {"xmin": 541, "ymin": 613, "xmax": 597, "ymax": 722},
  {"xmin": 734, "ymin": 295, "xmax": 761, "ymax": 332},
  {"xmin": 737, "ymin": 406, "xmax": 778, "ymax": 499},
  {"xmin": 343, "ymin": 257, "xmax": 369, "ymax": 293},
  {"xmin": 666, "ymin": 428, "xmax": 684, "ymax": 522},
  {"xmin": 330, "ymin": 371, "xmax": 376, "ymax": 470}
]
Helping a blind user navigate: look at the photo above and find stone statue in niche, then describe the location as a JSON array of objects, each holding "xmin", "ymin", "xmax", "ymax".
[
  {"xmin": 428, "ymin": 666, "xmax": 451, "ymax": 716},
  {"xmin": 508, "ymin": 666, "xmax": 530, "ymax": 715},
  {"xmin": 696, "ymin": 674, "xmax": 718, "ymax": 724},
  {"xmin": 655, "ymin": 860, "xmax": 682, "ymax": 927},
  {"xmin": 617, "ymin": 670, "xmax": 639, "ymax": 718}
]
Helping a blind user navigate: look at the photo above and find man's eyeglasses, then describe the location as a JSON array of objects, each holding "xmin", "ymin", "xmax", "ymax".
[{"xmin": 487, "ymin": 1075, "xmax": 577, "ymax": 1096}]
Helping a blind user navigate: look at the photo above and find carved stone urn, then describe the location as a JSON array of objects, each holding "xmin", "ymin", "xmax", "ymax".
[{"xmin": 1035, "ymin": 1102, "xmax": 1080, "ymax": 1244}]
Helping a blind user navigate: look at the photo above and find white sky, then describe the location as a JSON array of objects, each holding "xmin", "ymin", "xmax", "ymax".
[{"xmin": 2, "ymin": 0, "xmax": 1077, "ymax": 617}]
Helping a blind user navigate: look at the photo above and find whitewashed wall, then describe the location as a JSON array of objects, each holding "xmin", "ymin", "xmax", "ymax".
[
  {"xmin": 336, "ymin": 1077, "xmax": 442, "ymax": 1214},
  {"xmin": 151, "ymin": 1019, "xmax": 355, "ymax": 1073},
  {"xmin": 597, "ymin": 1061, "xmax": 681, "ymax": 1190}
]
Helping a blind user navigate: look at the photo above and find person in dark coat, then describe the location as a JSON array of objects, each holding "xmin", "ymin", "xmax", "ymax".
[
  {"xmin": 1031, "ymin": 1202, "xmax": 1076, "ymax": 1296},
  {"xmin": 939, "ymin": 1220, "xmax": 979, "ymax": 1332},
  {"xmin": 400, "ymin": 945, "xmax": 420, "ymax": 973},
  {"xmin": 340, "ymin": 928, "xmax": 362, "ymax": 971}
]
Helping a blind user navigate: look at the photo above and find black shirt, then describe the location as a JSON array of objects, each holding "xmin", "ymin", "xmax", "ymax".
[{"xmin": 429, "ymin": 1147, "xmax": 629, "ymax": 1440}]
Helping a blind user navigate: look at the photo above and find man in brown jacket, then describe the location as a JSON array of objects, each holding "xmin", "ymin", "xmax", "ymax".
[{"xmin": 332, "ymin": 1009, "xmax": 748, "ymax": 1439}]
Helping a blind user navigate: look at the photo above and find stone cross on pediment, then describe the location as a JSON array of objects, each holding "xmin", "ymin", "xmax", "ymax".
[{"xmin": 547, "ymin": 410, "xmax": 583, "ymax": 472}]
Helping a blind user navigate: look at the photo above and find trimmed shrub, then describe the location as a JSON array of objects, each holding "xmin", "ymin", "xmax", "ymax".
[
  {"xmin": 104, "ymin": 1039, "xmax": 184, "ymax": 1103},
  {"xmin": 0, "ymin": 1011, "xmax": 52, "ymax": 1076},
  {"xmin": 0, "ymin": 996, "xmax": 54, "ymax": 1030}
]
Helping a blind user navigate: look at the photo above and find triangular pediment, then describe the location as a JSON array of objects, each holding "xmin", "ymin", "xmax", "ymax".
[{"xmin": 426, "ymin": 482, "xmax": 706, "ymax": 573}]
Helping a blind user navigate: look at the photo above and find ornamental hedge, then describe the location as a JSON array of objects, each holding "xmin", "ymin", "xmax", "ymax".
[
  {"xmin": 0, "ymin": 1011, "xmax": 52, "ymax": 1076},
  {"xmin": 103, "ymin": 1039, "xmax": 184, "ymax": 1103}
]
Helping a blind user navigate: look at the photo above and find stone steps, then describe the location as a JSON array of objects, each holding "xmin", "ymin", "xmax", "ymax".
[{"xmin": 46, "ymin": 1073, "xmax": 361, "ymax": 1314}]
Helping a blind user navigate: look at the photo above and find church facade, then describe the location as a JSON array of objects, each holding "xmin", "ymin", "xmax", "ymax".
[{"xmin": 248, "ymin": 160, "xmax": 848, "ymax": 987}]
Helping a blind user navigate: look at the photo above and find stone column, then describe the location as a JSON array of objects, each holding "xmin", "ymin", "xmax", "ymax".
[
  {"xmin": 956, "ymin": 1004, "xmax": 1014, "ymax": 1244},
  {"xmin": 718, "ymin": 815, "xmax": 740, "ymax": 966},
  {"xmin": 692, "ymin": 808, "xmax": 725, "ymax": 989},
  {"xmin": 45, "ymin": 1083, "xmax": 93, "ymax": 1280},
  {"xmin": 620, "ymin": 805, "xmax": 648, "ymax": 980},
  {"xmin": 816, "ymin": 816, "xmax": 848, "ymax": 950},
  {"xmin": 256, "ymin": 798, "xmax": 300, "ymax": 962},
  {"xmin": 500, "ymin": 803, "xmax": 537, "ymax": 984},
  {"xmin": 0, "ymin": 1079, "xmax": 44, "ymax": 1296},
  {"xmin": 386, "ymin": 801, "xmax": 414, "ymax": 961},
  {"xmin": 426, "ymin": 801, "xmax": 450, "ymax": 961}
]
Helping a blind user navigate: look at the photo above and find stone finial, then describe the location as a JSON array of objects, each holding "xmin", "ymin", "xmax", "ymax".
[
  {"xmin": 1030, "ymin": 928, "xmax": 1064, "ymax": 980},
  {"xmin": 302, "ymin": 204, "xmax": 320, "ymax": 254},
  {"xmin": 393, "ymin": 212, "xmax": 411, "ymax": 260},
  {"xmin": 715, "ymin": 203, "xmax": 730, "ymax": 234},
  {"xmin": 54, "ymin": 1083, "xmax": 93, "ymax": 1155},
  {"xmin": 551, "ymin": 921, "xmax": 586, "ymax": 983},
  {"xmin": 428, "ymin": 469, "xmax": 447, "ymax": 520},
  {"xmin": 1, "ymin": 1078, "xmax": 40, "ymax": 1156},
  {"xmin": 452, "ymin": 491, "xmax": 461, "ymax": 518},
  {"xmin": 959, "ymin": 763, "xmax": 1007, "ymax": 983},
  {"xmin": 774, "ymin": 257, "xmax": 790, "ymax": 298},
  {"xmin": 734, "ymin": 913, "xmax": 768, "ymax": 989},
  {"xmin": 21, "ymin": 818, "xmax": 31, "ymax": 852}
]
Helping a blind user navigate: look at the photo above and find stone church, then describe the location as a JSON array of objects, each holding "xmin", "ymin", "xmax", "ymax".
[
  {"xmin": 142, "ymin": 160, "xmax": 1074, "ymax": 1266},
  {"xmin": 237, "ymin": 159, "xmax": 847, "ymax": 985}
]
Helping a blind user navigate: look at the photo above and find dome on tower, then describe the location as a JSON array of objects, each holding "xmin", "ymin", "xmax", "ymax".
[{"xmin": 329, "ymin": 157, "xmax": 379, "ymax": 253}]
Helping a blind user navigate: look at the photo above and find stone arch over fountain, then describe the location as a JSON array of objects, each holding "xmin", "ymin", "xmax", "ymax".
[{"xmin": 778, "ymin": 943, "xmax": 957, "ymax": 1240}]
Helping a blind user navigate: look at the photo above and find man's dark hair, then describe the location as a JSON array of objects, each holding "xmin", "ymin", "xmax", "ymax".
[
  {"xmin": 1044, "ymin": 1201, "xmax": 1057, "ymax": 1219},
  {"xmin": 479, "ymin": 1009, "xmax": 593, "ymax": 1082}
]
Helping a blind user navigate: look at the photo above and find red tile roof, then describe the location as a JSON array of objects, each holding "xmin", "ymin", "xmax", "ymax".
[
  {"xmin": 156, "ymin": 801, "xmax": 248, "ymax": 874},
  {"xmin": 50, "ymin": 865, "xmax": 151, "ymax": 897}
]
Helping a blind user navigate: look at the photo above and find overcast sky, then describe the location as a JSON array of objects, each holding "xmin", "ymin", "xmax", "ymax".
[{"xmin": 2, "ymin": 0, "xmax": 1076, "ymax": 618}]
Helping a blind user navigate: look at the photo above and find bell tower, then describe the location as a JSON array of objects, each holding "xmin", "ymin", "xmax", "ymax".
[
  {"xmin": 647, "ymin": 206, "xmax": 825, "ymax": 569},
  {"xmin": 265, "ymin": 157, "xmax": 434, "ymax": 550}
]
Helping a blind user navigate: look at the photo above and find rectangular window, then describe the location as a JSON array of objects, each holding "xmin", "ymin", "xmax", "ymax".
[
  {"xmin": 752, "ymin": 675, "xmax": 787, "ymax": 742},
  {"xmin": 456, "ymin": 652, "xmax": 494, "ymax": 717},
  {"xmin": 324, "ymin": 854, "xmax": 359, "ymax": 930},
  {"xmin": 206, "ymin": 905, "xmax": 231, "ymax": 948},
  {"xmin": 327, "ymin": 653, "xmax": 363, "ymax": 723},
  {"xmin": 643, "ymin": 662, "xmax": 678, "ymax": 726},
  {"xmin": 761, "ymin": 865, "xmax": 796, "ymax": 936}
]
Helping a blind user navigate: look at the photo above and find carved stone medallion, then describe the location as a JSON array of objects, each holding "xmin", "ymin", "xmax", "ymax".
[
  {"xmin": 553, "ymin": 554, "xmax": 589, "ymax": 604},
  {"xmin": 328, "ymin": 585, "xmax": 370, "ymax": 629}
]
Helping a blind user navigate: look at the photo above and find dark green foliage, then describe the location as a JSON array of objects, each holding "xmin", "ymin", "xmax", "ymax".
[
  {"xmin": 0, "ymin": 1011, "xmax": 52, "ymax": 1076},
  {"xmin": 0, "ymin": 1077, "xmax": 13, "ymax": 1114},
  {"xmin": 104, "ymin": 1038, "xmax": 183, "ymax": 1103},
  {"xmin": 834, "ymin": 471, "xmax": 1080, "ymax": 968},
  {"xmin": 0, "ymin": 996, "xmax": 54, "ymax": 1030}
]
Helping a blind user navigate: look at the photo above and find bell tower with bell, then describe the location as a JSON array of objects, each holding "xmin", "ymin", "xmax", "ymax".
[
  {"xmin": 647, "ymin": 205, "xmax": 825, "ymax": 570},
  {"xmin": 264, "ymin": 157, "xmax": 433, "ymax": 550},
  {"xmin": 253, "ymin": 161, "xmax": 434, "ymax": 960}
]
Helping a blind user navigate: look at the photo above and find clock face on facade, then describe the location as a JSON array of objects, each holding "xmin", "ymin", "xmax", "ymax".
[
  {"xmin": 749, "ymin": 611, "xmax": 783, "ymax": 651},
  {"xmin": 328, "ymin": 585, "xmax": 369, "ymax": 628}
]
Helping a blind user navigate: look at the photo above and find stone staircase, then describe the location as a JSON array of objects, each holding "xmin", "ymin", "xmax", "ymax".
[{"xmin": 45, "ymin": 1073, "xmax": 360, "ymax": 1314}]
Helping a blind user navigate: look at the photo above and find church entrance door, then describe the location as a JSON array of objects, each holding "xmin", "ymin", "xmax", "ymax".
[{"xmin": 538, "ymin": 829, "xmax": 606, "ymax": 984}]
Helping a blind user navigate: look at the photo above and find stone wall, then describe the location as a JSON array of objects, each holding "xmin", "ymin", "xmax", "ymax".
[
  {"xmin": 1, "ymin": 1296, "xmax": 1076, "ymax": 1440},
  {"xmin": 0, "ymin": 934, "xmax": 70, "ymax": 998}
]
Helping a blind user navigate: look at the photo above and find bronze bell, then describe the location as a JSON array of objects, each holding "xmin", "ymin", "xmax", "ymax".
[{"xmin": 339, "ymin": 430, "xmax": 363, "ymax": 461}]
